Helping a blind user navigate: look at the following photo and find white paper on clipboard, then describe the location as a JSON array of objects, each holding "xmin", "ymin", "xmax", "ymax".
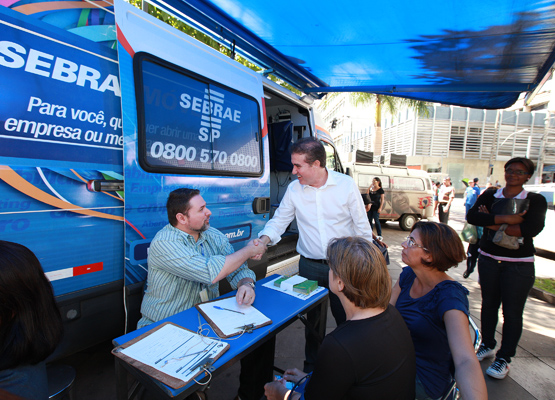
[
  {"xmin": 262, "ymin": 276, "xmax": 326, "ymax": 300},
  {"xmin": 196, "ymin": 297, "xmax": 271, "ymax": 337},
  {"xmin": 116, "ymin": 323, "xmax": 228, "ymax": 386}
]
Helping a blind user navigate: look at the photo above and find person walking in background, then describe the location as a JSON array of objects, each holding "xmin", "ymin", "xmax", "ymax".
[
  {"xmin": 390, "ymin": 222, "xmax": 487, "ymax": 400},
  {"xmin": 367, "ymin": 177, "xmax": 385, "ymax": 239},
  {"xmin": 467, "ymin": 157, "xmax": 547, "ymax": 380},
  {"xmin": 437, "ymin": 177, "xmax": 455, "ymax": 223},
  {"xmin": 0, "ymin": 241, "xmax": 64, "ymax": 400},
  {"xmin": 433, "ymin": 181, "xmax": 441, "ymax": 217},
  {"xmin": 463, "ymin": 178, "xmax": 482, "ymax": 278},
  {"xmin": 472, "ymin": 178, "xmax": 481, "ymax": 198}
]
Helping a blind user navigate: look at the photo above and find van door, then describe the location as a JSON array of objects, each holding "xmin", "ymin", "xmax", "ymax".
[{"xmin": 114, "ymin": 0, "xmax": 269, "ymax": 317}]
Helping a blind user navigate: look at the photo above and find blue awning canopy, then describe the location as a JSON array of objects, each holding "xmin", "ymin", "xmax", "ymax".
[{"xmin": 148, "ymin": 0, "xmax": 555, "ymax": 109}]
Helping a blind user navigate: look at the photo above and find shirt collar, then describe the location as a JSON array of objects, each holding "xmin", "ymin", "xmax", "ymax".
[
  {"xmin": 301, "ymin": 167, "xmax": 336, "ymax": 190},
  {"xmin": 494, "ymin": 188, "xmax": 528, "ymax": 199}
]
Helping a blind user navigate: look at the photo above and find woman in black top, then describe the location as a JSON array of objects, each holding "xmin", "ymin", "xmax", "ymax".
[
  {"xmin": 0, "ymin": 241, "xmax": 64, "ymax": 400},
  {"xmin": 367, "ymin": 177, "xmax": 385, "ymax": 238},
  {"xmin": 467, "ymin": 157, "xmax": 547, "ymax": 380},
  {"xmin": 265, "ymin": 237, "xmax": 415, "ymax": 400}
]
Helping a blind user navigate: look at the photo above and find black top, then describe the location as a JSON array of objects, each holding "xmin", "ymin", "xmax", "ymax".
[
  {"xmin": 368, "ymin": 188, "xmax": 385, "ymax": 211},
  {"xmin": 304, "ymin": 305, "xmax": 416, "ymax": 400},
  {"xmin": 466, "ymin": 189, "xmax": 547, "ymax": 258}
]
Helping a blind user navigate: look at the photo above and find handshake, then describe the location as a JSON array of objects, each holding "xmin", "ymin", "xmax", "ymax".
[{"xmin": 244, "ymin": 236, "xmax": 270, "ymax": 260}]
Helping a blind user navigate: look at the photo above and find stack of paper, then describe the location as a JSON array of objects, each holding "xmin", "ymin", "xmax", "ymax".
[{"xmin": 274, "ymin": 276, "xmax": 318, "ymax": 295}]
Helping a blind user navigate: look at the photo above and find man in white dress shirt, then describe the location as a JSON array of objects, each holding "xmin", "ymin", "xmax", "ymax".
[{"xmin": 257, "ymin": 137, "xmax": 383, "ymax": 372}]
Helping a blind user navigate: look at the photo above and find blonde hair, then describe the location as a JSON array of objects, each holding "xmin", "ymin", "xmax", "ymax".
[{"xmin": 327, "ymin": 237, "xmax": 391, "ymax": 309}]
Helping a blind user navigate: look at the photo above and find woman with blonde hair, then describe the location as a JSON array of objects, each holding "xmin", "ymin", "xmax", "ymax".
[{"xmin": 265, "ymin": 237, "xmax": 415, "ymax": 400}]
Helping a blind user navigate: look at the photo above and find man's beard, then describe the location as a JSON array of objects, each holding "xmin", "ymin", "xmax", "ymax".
[{"xmin": 192, "ymin": 221, "xmax": 209, "ymax": 233}]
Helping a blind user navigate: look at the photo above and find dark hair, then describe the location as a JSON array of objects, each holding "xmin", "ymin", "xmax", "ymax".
[
  {"xmin": 410, "ymin": 221, "xmax": 466, "ymax": 272},
  {"xmin": 373, "ymin": 177, "xmax": 382, "ymax": 188},
  {"xmin": 504, "ymin": 157, "xmax": 535, "ymax": 176},
  {"xmin": 0, "ymin": 241, "xmax": 63, "ymax": 369},
  {"xmin": 327, "ymin": 237, "xmax": 391, "ymax": 309},
  {"xmin": 290, "ymin": 137, "xmax": 326, "ymax": 167},
  {"xmin": 167, "ymin": 188, "xmax": 200, "ymax": 226}
]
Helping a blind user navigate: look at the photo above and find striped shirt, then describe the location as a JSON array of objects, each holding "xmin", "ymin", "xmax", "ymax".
[{"xmin": 138, "ymin": 224, "xmax": 255, "ymax": 328}]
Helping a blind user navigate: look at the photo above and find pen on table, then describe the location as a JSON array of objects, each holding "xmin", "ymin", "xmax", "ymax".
[{"xmin": 213, "ymin": 305, "xmax": 245, "ymax": 315}]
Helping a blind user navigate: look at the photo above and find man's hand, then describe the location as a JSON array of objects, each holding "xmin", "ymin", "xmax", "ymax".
[
  {"xmin": 245, "ymin": 238, "xmax": 267, "ymax": 260},
  {"xmin": 373, "ymin": 236, "xmax": 388, "ymax": 248},
  {"xmin": 236, "ymin": 280, "xmax": 255, "ymax": 306}
]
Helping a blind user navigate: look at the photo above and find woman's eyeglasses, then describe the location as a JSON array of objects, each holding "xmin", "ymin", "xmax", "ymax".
[
  {"xmin": 405, "ymin": 236, "xmax": 429, "ymax": 252},
  {"xmin": 505, "ymin": 169, "xmax": 528, "ymax": 176}
]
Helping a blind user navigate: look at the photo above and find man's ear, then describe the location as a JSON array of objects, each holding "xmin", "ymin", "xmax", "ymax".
[
  {"xmin": 176, "ymin": 212, "xmax": 187, "ymax": 225},
  {"xmin": 312, "ymin": 159, "xmax": 321, "ymax": 168}
]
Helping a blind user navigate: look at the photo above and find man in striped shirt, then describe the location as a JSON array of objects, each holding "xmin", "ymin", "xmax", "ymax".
[{"xmin": 138, "ymin": 188, "xmax": 269, "ymax": 400}]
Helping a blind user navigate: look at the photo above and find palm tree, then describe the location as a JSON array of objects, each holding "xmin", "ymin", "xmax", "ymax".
[{"xmin": 323, "ymin": 93, "xmax": 429, "ymax": 155}]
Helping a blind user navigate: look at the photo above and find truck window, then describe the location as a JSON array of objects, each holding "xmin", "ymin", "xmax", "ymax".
[
  {"xmin": 358, "ymin": 174, "xmax": 390, "ymax": 189},
  {"xmin": 135, "ymin": 53, "xmax": 262, "ymax": 176},
  {"xmin": 393, "ymin": 177, "xmax": 425, "ymax": 191},
  {"xmin": 322, "ymin": 141, "xmax": 338, "ymax": 170}
]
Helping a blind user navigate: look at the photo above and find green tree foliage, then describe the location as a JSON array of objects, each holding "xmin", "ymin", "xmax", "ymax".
[{"xmin": 128, "ymin": 0, "xmax": 301, "ymax": 95}]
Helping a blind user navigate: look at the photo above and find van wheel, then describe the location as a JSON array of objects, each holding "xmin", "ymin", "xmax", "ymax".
[{"xmin": 399, "ymin": 214, "xmax": 417, "ymax": 231}]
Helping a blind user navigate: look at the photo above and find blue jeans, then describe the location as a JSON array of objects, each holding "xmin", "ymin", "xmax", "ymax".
[
  {"xmin": 368, "ymin": 210, "xmax": 382, "ymax": 236},
  {"xmin": 299, "ymin": 256, "xmax": 346, "ymax": 372},
  {"xmin": 478, "ymin": 254, "xmax": 535, "ymax": 362}
]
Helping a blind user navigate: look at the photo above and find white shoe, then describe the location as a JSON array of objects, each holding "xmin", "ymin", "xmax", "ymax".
[
  {"xmin": 486, "ymin": 358, "xmax": 510, "ymax": 379},
  {"xmin": 476, "ymin": 344, "xmax": 495, "ymax": 361}
]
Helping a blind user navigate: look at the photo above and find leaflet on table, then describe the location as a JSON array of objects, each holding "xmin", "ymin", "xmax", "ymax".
[
  {"xmin": 196, "ymin": 296, "xmax": 271, "ymax": 337},
  {"xmin": 262, "ymin": 276, "xmax": 325, "ymax": 300},
  {"xmin": 117, "ymin": 323, "xmax": 227, "ymax": 384}
]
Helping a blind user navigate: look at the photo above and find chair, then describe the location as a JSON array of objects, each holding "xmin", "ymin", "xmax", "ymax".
[
  {"xmin": 440, "ymin": 316, "xmax": 482, "ymax": 400},
  {"xmin": 47, "ymin": 364, "xmax": 76, "ymax": 400}
]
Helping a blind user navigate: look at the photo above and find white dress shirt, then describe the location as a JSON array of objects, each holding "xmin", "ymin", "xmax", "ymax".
[{"xmin": 259, "ymin": 169, "xmax": 373, "ymax": 260}]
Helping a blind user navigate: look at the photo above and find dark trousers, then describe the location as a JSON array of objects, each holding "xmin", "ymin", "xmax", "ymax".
[
  {"xmin": 438, "ymin": 203, "xmax": 450, "ymax": 223},
  {"xmin": 368, "ymin": 210, "xmax": 382, "ymax": 236},
  {"xmin": 238, "ymin": 336, "xmax": 276, "ymax": 400},
  {"xmin": 478, "ymin": 254, "xmax": 535, "ymax": 363},
  {"xmin": 465, "ymin": 241, "xmax": 480, "ymax": 275},
  {"xmin": 299, "ymin": 256, "xmax": 346, "ymax": 372}
]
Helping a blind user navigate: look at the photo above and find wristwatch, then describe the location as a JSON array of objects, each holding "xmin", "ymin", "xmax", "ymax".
[{"xmin": 240, "ymin": 281, "xmax": 256, "ymax": 291}]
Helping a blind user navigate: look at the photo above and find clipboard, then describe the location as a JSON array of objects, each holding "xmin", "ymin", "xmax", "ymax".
[
  {"xmin": 195, "ymin": 297, "xmax": 272, "ymax": 338},
  {"xmin": 112, "ymin": 322, "xmax": 229, "ymax": 389}
]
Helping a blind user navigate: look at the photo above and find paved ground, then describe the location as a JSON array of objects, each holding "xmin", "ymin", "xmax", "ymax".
[{"xmin": 62, "ymin": 198, "xmax": 555, "ymax": 400}]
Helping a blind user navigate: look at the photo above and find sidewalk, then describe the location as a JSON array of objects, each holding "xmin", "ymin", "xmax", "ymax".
[{"xmin": 66, "ymin": 198, "xmax": 555, "ymax": 399}]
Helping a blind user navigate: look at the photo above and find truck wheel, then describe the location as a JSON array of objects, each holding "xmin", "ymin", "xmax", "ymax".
[{"xmin": 399, "ymin": 214, "xmax": 417, "ymax": 231}]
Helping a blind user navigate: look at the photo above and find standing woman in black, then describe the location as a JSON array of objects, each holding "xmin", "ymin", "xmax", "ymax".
[
  {"xmin": 367, "ymin": 177, "xmax": 385, "ymax": 239},
  {"xmin": 467, "ymin": 157, "xmax": 547, "ymax": 380}
]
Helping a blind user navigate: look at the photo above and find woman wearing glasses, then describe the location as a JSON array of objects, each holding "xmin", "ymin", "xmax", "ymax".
[
  {"xmin": 265, "ymin": 237, "xmax": 416, "ymax": 400},
  {"xmin": 467, "ymin": 157, "xmax": 547, "ymax": 380},
  {"xmin": 390, "ymin": 221, "xmax": 487, "ymax": 400}
]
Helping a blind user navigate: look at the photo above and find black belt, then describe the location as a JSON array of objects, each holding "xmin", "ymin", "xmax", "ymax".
[{"xmin": 301, "ymin": 256, "xmax": 328, "ymax": 265}]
